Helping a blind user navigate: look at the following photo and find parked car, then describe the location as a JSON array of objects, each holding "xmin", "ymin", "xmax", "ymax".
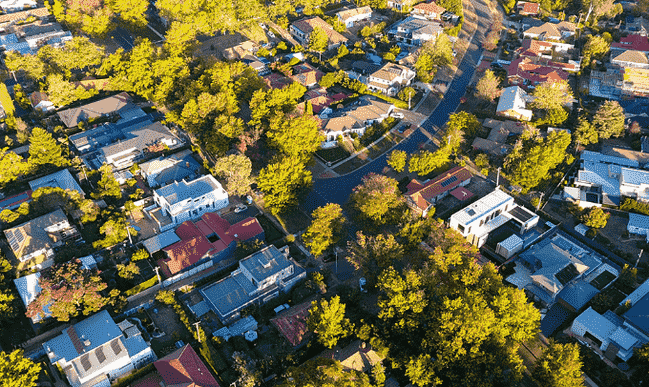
[
  {"xmin": 359, "ymin": 278, "xmax": 367, "ymax": 293},
  {"xmin": 391, "ymin": 112, "xmax": 404, "ymax": 119},
  {"xmin": 234, "ymin": 204, "xmax": 248, "ymax": 213},
  {"xmin": 267, "ymin": 31, "xmax": 275, "ymax": 38}
]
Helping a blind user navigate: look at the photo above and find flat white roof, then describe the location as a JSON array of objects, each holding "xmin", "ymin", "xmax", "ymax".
[{"xmin": 450, "ymin": 189, "xmax": 513, "ymax": 226}]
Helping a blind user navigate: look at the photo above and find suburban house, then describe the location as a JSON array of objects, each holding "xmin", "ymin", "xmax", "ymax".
[
  {"xmin": 263, "ymin": 72, "xmax": 293, "ymax": 90},
  {"xmin": 404, "ymin": 166, "xmax": 472, "ymax": 216},
  {"xmin": 471, "ymin": 119, "xmax": 526, "ymax": 156},
  {"xmin": 320, "ymin": 97, "xmax": 394, "ymax": 145},
  {"xmin": 4, "ymin": 209, "xmax": 80, "ymax": 263},
  {"xmin": 507, "ymin": 57, "xmax": 570, "ymax": 88},
  {"xmin": 271, "ymin": 300, "xmax": 313, "ymax": 347},
  {"xmin": 132, "ymin": 344, "xmax": 220, "ymax": 387},
  {"xmin": 611, "ymin": 34, "xmax": 649, "ymax": 54},
  {"xmin": 0, "ymin": 6, "xmax": 48, "ymax": 28},
  {"xmin": 302, "ymin": 88, "xmax": 348, "ymax": 114},
  {"xmin": 411, "ymin": 2, "xmax": 446, "ymax": 20},
  {"xmin": 624, "ymin": 16, "xmax": 649, "ymax": 35},
  {"xmin": 13, "ymin": 256, "xmax": 97, "ymax": 323},
  {"xmin": 516, "ymin": 1, "xmax": 540, "ymax": 16},
  {"xmin": 0, "ymin": 0, "xmax": 36, "ymax": 12},
  {"xmin": 496, "ymin": 86, "xmax": 533, "ymax": 121},
  {"xmin": 505, "ymin": 228, "xmax": 618, "ymax": 307},
  {"xmin": 387, "ymin": 15, "xmax": 443, "ymax": 46},
  {"xmin": 366, "ymin": 62, "xmax": 416, "ymax": 96},
  {"xmin": 43, "ymin": 310, "xmax": 157, "ymax": 387},
  {"xmin": 150, "ymin": 175, "xmax": 229, "ymax": 230},
  {"xmin": 57, "ymin": 92, "xmax": 137, "ymax": 128},
  {"xmin": 386, "ymin": 0, "xmax": 415, "ymax": 11},
  {"xmin": 143, "ymin": 212, "xmax": 264, "ymax": 277},
  {"xmin": 449, "ymin": 188, "xmax": 540, "ymax": 248},
  {"xmin": 522, "ymin": 21, "xmax": 576, "ymax": 41},
  {"xmin": 621, "ymin": 67, "xmax": 649, "ymax": 97},
  {"xmin": 320, "ymin": 340, "xmax": 385, "ymax": 372},
  {"xmin": 29, "ymin": 169, "xmax": 85, "ymax": 197},
  {"xmin": 222, "ymin": 40, "xmax": 257, "ymax": 60},
  {"xmin": 0, "ymin": 190, "xmax": 32, "ymax": 212},
  {"xmin": 517, "ymin": 38, "xmax": 575, "ymax": 56},
  {"xmin": 242, "ymin": 55, "xmax": 270, "ymax": 76},
  {"xmin": 199, "ymin": 245, "xmax": 306, "ymax": 323},
  {"xmin": 290, "ymin": 16, "xmax": 348, "ymax": 50},
  {"xmin": 628, "ymin": 213, "xmax": 649, "ymax": 242},
  {"xmin": 336, "ymin": 6, "xmax": 372, "ymax": 28},
  {"xmin": 589, "ymin": 69, "xmax": 623, "ymax": 100},
  {"xmin": 611, "ymin": 50, "xmax": 649, "ymax": 69},
  {"xmin": 1, "ymin": 19, "xmax": 71, "ymax": 54},
  {"xmin": 290, "ymin": 62, "xmax": 325, "ymax": 87},
  {"xmin": 138, "ymin": 150, "xmax": 201, "ymax": 188},
  {"xmin": 213, "ymin": 316, "xmax": 259, "ymax": 342},
  {"xmin": 563, "ymin": 151, "xmax": 649, "ymax": 207}
]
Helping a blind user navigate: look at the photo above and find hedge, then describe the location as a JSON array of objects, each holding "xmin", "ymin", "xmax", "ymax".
[
  {"xmin": 112, "ymin": 363, "xmax": 155, "ymax": 387},
  {"xmin": 620, "ymin": 198, "xmax": 649, "ymax": 216},
  {"xmin": 125, "ymin": 276, "xmax": 158, "ymax": 296}
]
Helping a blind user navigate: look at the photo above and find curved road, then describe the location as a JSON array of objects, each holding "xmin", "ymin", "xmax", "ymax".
[{"xmin": 301, "ymin": 0, "xmax": 494, "ymax": 214}]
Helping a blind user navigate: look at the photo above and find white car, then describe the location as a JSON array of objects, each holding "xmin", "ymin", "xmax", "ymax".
[
  {"xmin": 234, "ymin": 205, "xmax": 248, "ymax": 213},
  {"xmin": 391, "ymin": 112, "xmax": 404, "ymax": 119},
  {"xmin": 268, "ymin": 31, "xmax": 275, "ymax": 38}
]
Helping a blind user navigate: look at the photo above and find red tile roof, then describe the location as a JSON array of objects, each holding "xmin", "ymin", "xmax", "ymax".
[
  {"xmin": 292, "ymin": 16, "xmax": 348, "ymax": 45},
  {"xmin": 154, "ymin": 344, "xmax": 220, "ymax": 387},
  {"xmin": 405, "ymin": 166, "xmax": 472, "ymax": 211},
  {"xmin": 517, "ymin": 39, "xmax": 553, "ymax": 57},
  {"xmin": 612, "ymin": 34, "xmax": 649, "ymax": 53},
  {"xmin": 271, "ymin": 300, "xmax": 312, "ymax": 346},
  {"xmin": 450, "ymin": 186, "xmax": 474, "ymax": 201},
  {"xmin": 159, "ymin": 212, "xmax": 264, "ymax": 277},
  {"xmin": 507, "ymin": 57, "xmax": 570, "ymax": 86},
  {"xmin": 290, "ymin": 63, "xmax": 324, "ymax": 87},
  {"xmin": 413, "ymin": 1, "xmax": 446, "ymax": 16},
  {"xmin": 263, "ymin": 72, "xmax": 293, "ymax": 89},
  {"xmin": 520, "ymin": 2, "xmax": 540, "ymax": 15}
]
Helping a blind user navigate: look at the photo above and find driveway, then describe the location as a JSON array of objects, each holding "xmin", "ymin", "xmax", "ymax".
[{"xmin": 300, "ymin": 0, "xmax": 493, "ymax": 215}]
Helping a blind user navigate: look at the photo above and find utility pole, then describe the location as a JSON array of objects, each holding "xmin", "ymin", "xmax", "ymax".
[
  {"xmin": 193, "ymin": 322, "xmax": 202, "ymax": 342},
  {"xmin": 496, "ymin": 167, "xmax": 501, "ymax": 187},
  {"xmin": 335, "ymin": 249, "xmax": 338, "ymax": 274},
  {"xmin": 126, "ymin": 224, "xmax": 133, "ymax": 245},
  {"xmin": 154, "ymin": 266, "xmax": 162, "ymax": 287},
  {"xmin": 636, "ymin": 249, "xmax": 643, "ymax": 268},
  {"xmin": 536, "ymin": 192, "xmax": 544, "ymax": 212}
]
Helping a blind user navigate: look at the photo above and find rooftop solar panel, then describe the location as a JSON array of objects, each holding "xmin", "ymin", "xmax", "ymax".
[
  {"xmin": 110, "ymin": 339, "xmax": 122, "ymax": 355},
  {"xmin": 80, "ymin": 354, "xmax": 92, "ymax": 371},
  {"xmin": 95, "ymin": 347, "xmax": 106, "ymax": 363},
  {"xmin": 440, "ymin": 175, "xmax": 458, "ymax": 187}
]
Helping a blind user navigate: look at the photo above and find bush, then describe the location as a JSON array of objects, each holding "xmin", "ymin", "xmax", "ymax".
[{"xmin": 112, "ymin": 363, "xmax": 155, "ymax": 387}]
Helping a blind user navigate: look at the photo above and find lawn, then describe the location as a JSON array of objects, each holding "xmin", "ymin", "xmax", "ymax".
[
  {"xmin": 367, "ymin": 133, "xmax": 399, "ymax": 159},
  {"xmin": 275, "ymin": 209, "xmax": 312, "ymax": 234},
  {"xmin": 125, "ymin": 275, "xmax": 158, "ymax": 296},
  {"xmin": 333, "ymin": 151, "xmax": 370, "ymax": 175},
  {"xmin": 316, "ymin": 146, "xmax": 351, "ymax": 163},
  {"xmin": 257, "ymin": 214, "xmax": 285, "ymax": 243},
  {"xmin": 590, "ymin": 271, "xmax": 616, "ymax": 291}
]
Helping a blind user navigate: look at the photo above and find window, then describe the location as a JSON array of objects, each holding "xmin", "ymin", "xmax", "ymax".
[{"xmin": 457, "ymin": 224, "xmax": 465, "ymax": 233}]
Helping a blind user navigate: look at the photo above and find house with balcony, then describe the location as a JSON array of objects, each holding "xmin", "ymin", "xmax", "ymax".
[
  {"xmin": 563, "ymin": 151, "xmax": 649, "ymax": 207},
  {"xmin": 611, "ymin": 50, "xmax": 649, "ymax": 69},
  {"xmin": 4, "ymin": 209, "xmax": 80, "ymax": 264},
  {"xmin": 138, "ymin": 150, "xmax": 201, "ymax": 188},
  {"xmin": 366, "ymin": 63, "xmax": 416, "ymax": 96},
  {"xmin": 507, "ymin": 57, "xmax": 570, "ymax": 89},
  {"xmin": 131, "ymin": 344, "xmax": 220, "ymax": 387},
  {"xmin": 199, "ymin": 245, "xmax": 306, "ymax": 323},
  {"xmin": 43, "ymin": 310, "xmax": 157, "ymax": 387},
  {"xmin": 336, "ymin": 6, "xmax": 372, "ymax": 28},
  {"xmin": 522, "ymin": 21, "xmax": 576, "ymax": 41},
  {"xmin": 290, "ymin": 16, "xmax": 348, "ymax": 50},
  {"xmin": 150, "ymin": 175, "xmax": 229, "ymax": 230},
  {"xmin": 496, "ymin": 86, "xmax": 533, "ymax": 121},
  {"xmin": 611, "ymin": 34, "xmax": 649, "ymax": 54},
  {"xmin": 29, "ymin": 169, "xmax": 85, "ymax": 197},
  {"xmin": 387, "ymin": 15, "xmax": 443, "ymax": 46},
  {"xmin": 320, "ymin": 96, "xmax": 393, "ymax": 145},
  {"xmin": 449, "ymin": 188, "xmax": 539, "ymax": 248}
]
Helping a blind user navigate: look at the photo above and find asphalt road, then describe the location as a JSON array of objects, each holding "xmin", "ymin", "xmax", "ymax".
[{"xmin": 300, "ymin": 0, "xmax": 492, "ymax": 215}]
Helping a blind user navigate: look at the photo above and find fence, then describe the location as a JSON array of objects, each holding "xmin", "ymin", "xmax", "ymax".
[{"xmin": 162, "ymin": 260, "xmax": 214, "ymax": 287}]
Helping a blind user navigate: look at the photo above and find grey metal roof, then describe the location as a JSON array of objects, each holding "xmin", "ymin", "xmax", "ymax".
[
  {"xmin": 142, "ymin": 230, "xmax": 181, "ymax": 254},
  {"xmin": 29, "ymin": 169, "xmax": 84, "ymax": 196},
  {"xmin": 155, "ymin": 175, "xmax": 223, "ymax": 206},
  {"xmin": 581, "ymin": 150, "xmax": 640, "ymax": 168},
  {"xmin": 201, "ymin": 276, "xmax": 253, "ymax": 318},
  {"xmin": 101, "ymin": 122, "xmax": 179, "ymax": 158},
  {"xmin": 239, "ymin": 246, "xmax": 292, "ymax": 284},
  {"xmin": 624, "ymin": 293, "xmax": 649, "ymax": 335},
  {"xmin": 557, "ymin": 282, "xmax": 600, "ymax": 311},
  {"xmin": 629, "ymin": 213, "xmax": 649, "ymax": 231}
]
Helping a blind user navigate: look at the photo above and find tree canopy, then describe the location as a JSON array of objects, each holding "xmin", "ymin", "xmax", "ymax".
[
  {"xmin": 387, "ymin": 150, "xmax": 408, "ymax": 173},
  {"xmin": 0, "ymin": 350, "xmax": 41, "ymax": 387},
  {"xmin": 213, "ymin": 154, "xmax": 254, "ymax": 196},
  {"xmin": 303, "ymin": 203, "xmax": 345, "ymax": 257},
  {"xmin": 257, "ymin": 157, "xmax": 312, "ymax": 214},
  {"xmin": 277, "ymin": 358, "xmax": 373, "ymax": 387},
  {"xmin": 581, "ymin": 207, "xmax": 610, "ymax": 229},
  {"xmin": 532, "ymin": 341, "xmax": 585, "ymax": 387},
  {"xmin": 475, "ymin": 69, "xmax": 502, "ymax": 102},
  {"xmin": 351, "ymin": 173, "xmax": 404, "ymax": 224},
  {"xmin": 307, "ymin": 296, "xmax": 354, "ymax": 349},
  {"xmin": 592, "ymin": 100, "xmax": 625, "ymax": 140},
  {"xmin": 26, "ymin": 260, "xmax": 108, "ymax": 322},
  {"xmin": 28, "ymin": 128, "xmax": 69, "ymax": 170}
]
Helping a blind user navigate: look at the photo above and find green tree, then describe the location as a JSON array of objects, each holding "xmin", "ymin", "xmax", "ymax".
[
  {"xmin": 309, "ymin": 26, "xmax": 329, "ymax": 58},
  {"xmin": 574, "ymin": 117, "xmax": 598, "ymax": 146},
  {"xmin": 4, "ymin": 51, "xmax": 47, "ymax": 80},
  {"xmin": 633, "ymin": 343, "xmax": 649, "ymax": 386},
  {"xmin": 387, "ymin": 150, "xmax": 408, "ymax": 173},
  {"xmin": 0, "ymin": 349, "xmax": 41, "ymax": 387},
  {"xmin": 530, "ymin": 81, "xmax": 573, "ymax": 125},
  {"xmin": 582, "ymin": 35, "xmax": 610, "ymax": 68},
  {"xmin": 232, "ymin": 351, "xmax": 262, "ymax": 387},
  {"xmin": 267, "ymin": 113, "xmax": 323, "ymax": 162},
  {"xmin": 431, "ymin": 34, "xmax": 454, "ymax": 68},
  {"xmin": 505, "ymin": 130, "xmax": 571, "ymax": 192},
  {"xmin": 583, "ymin": 0, "xmax": 622, "ymax": 25},
  {"xmin": 212, "ymin": 155, "xmax": 254, "ymax": 196},
  {"xmin": 532, "ymin": 341, "xmax": 585, "ymax": 387},
  {"xmin": 303, "ymin": 203, "xmax": 345, "ymax": 257},
  {"xmin": 0, "ymin": 83, "xmax": 15, "ymax": 118},
  {"xmin": 307, "ymin": 296, "xmax": 353, "ymax": 349},
  {"xmin": 28, "ymin": 127, "xmax": 68, "ymax": 169},
  {"xmin": 347, "ymin": 232, "xmax": 404, "ymax": 279},
  {"xmin": 351, "ymin": 173, "xmax": 403, "ymax": 224},
  {"xmin": 93, "ymin": 164, "xmax": 122, "ymax": 200},
  {"xmin": 398, "ymin": 87, "xmax": 416, "ymax": 109},
  {"xmin": 0, "ymin": 148, "xmax": 29, "ymax": 187},
  {"xmin": 132, "ymin": 248, "xmax": 150, "ymax": 261},
  {"xmin": 581, "ymin": 207, "xmax": 610, "ymax": 229},
  {"xmin": 475, "ymin": 69, "xmax": 502, "ymax": 102},
  {"xmin": 592, "ymin": 100, "xmax": 625, "ymax": 139},
  {"xmin": 414, "ymin": 51, "xmax": 435, "ymax": 82},
  {"xmin": 26, "ymin": 260, "xmax": 108, "ymax": 322},
  {"xmin": 408, "ymin": 149, "xmax": 451, "ymax": 176},
  {"xmin": 257, "ymin": 157, "xmax": 312, "ymax": 214},
  {"xmin": 45, "ymin": 73, "xmax": 97, "ymax": 107},
  {"xmin": 278, "ymin": 358, "xmax": 372, "ymax": 387},
  {"xmin": 117, "ymin": 261, "xmax": 140, "ymax": 280},
  {"xmin": 93, "ymin": 215, "xmax": 136, "ymax": 249}
]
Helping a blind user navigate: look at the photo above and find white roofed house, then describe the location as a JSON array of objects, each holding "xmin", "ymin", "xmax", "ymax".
[
  {"xmin": 289, "ymin": 16, "xmax": 348, "ymax": 50},
  {"xmin": 496, "ymin": 86, "xmax": 533, "ymax": 121},
  {"xmin": 449, "ymin": 188, "xmax": 539, "ymax": 248},
  {"xmin": 0, "ymin": 0, "xmax": 36, "ymax": 12},
  {"xmin": 336, "ymin": 6, "xmax": 372, "ymax": 28},
  {"xmin": 150, "ymin": 175, "xmax": 229, "ymax": 230},
  {"xmin": 366, "ymin": 63, "xmax": 416, "ymax": 96},
  {"xmin": 387, "ymin": 15, "xmax": 443, "ymax": 46},
  {"xmin": 43, "ymin": 310, "xmax": 157, "ymax": 387}
]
